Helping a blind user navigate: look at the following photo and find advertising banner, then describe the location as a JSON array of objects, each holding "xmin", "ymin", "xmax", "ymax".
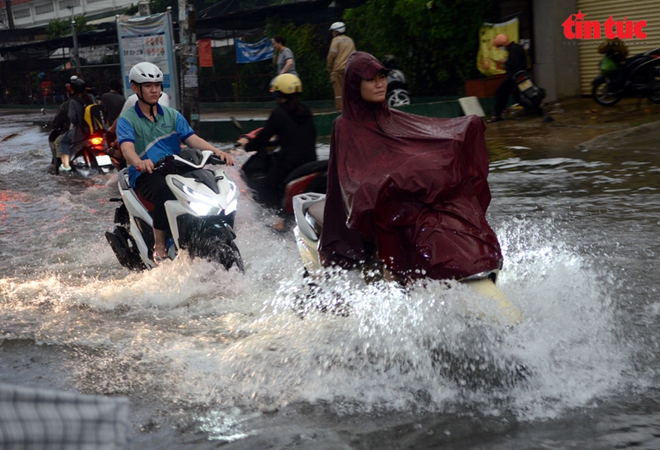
[
  {"xmin": 477, "ymin": 17, "xmax": 520, "ymax": 77},
  {"xmin": 235, "ymin": 38, "xmax": 274, "ymax": 64},
  {"xmin": 198, "ymin": 39, "xmax": 214, "ymax": 68},
  {"xmin": 117, "ymin": 12, "xmax": 179, "ymax": 109}
]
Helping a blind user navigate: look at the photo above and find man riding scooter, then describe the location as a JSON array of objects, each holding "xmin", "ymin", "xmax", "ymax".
[{"xmin": 237, "ymin": 73, "xmax": 317, "ymax": 231}]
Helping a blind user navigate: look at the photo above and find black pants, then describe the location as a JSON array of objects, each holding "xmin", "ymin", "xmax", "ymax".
[
  {"xmin": 135, "ymin": 172, "xmax": 177, "ymax": 231},
  {"xmin": 494, "ymin": 77, "xmax": 517, "ymax": 117},
  {"xmin": 241, "ymin": 152, "xmax": 292, "ymax": 213}
]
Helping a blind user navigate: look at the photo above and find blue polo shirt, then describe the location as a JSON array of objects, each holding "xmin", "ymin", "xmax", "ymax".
[{"xmin": 117, "ymin": 103, "xmax": 195, "ymax": 188}]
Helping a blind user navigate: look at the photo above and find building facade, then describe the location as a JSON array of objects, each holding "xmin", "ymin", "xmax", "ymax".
[{"xmin": 0, "ymin": 0, "xmax": 132, "ymax": 29}]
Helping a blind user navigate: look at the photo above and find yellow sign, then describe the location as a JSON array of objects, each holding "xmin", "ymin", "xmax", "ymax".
[{"xmin": 477, "ymin": 17, "xmax": 520, "ymax": 77}]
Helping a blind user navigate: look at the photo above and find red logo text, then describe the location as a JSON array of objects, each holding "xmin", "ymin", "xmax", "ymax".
[{"xmin": 562, "ymin": 11, "xmax": 647, "ymax": 40}]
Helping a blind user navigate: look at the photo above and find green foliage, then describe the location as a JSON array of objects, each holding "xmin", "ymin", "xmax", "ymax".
[
  {"xmin": 72, "ymin": 15, "xmax": 94, "ymax": 35},
  {"xmin": 45, "ymin": 16, "xmax": 94, "ymax": 39},
  {"xmin": 123, "ymin": 4, "xmax": 139, "ymax": 15},
  {"xmin": 344, "ymin": 0, "xmax": 491, "ymax": 95},
  {"xmin": 266, "ymin": 20, "xmax": 332, "ymax": 101},
  {"xmin": 45, "ymin": 19, "xmax": 69, "ymax": 39},
  {"xmin": 201, "ymin": 20, "xmax": 332, "ymax": 101},
  {"xmin": 234, "ymin": 59, "xmax": 273, "ymax": 101},
  {"xmin": 151, "ymin": 0, "xmax": 177, "ymax": 16}
]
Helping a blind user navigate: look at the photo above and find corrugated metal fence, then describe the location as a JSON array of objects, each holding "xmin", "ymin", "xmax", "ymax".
[{"xmin": 576, "ymin": 0, "xmax": 660, "ymax": 95}]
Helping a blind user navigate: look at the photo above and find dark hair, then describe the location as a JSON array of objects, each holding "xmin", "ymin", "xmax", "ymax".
[
  {"xmin": 280, "ymin": 92, "xmax": 308, "ymax": 116},
  {"xmin": 109, "ymin": 79, "xmax": 122, "ymax": 91},
  {"xmin": 273, "ymin": 35, "xmax": 286, "ymax": 46}
]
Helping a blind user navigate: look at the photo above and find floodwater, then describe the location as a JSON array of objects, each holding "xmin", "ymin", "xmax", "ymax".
[{"xmin": 1, "ymin": 111, "xmax": 660, "ymax": 449}]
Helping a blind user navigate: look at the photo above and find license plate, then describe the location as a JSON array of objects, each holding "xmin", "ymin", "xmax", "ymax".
[
  {"xmin": 96, "ymin": 154, "xmax": 112, "ymax": 166},
  {"xmin": 518, "ymin": 79, "xmax": 533, "ymax": 91}
]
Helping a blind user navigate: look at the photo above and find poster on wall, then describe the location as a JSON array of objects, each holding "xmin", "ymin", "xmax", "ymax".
[
  {"xmin": 117, "ymin": 12, "xmax": 179, "ymax": 110},
  {"xmin": 198, "ymin": 39, "xmax": 214, "ymax": 68},
  {"xmin": 476, "ymin": 17, "xmax": 520, "ymax": 77}
]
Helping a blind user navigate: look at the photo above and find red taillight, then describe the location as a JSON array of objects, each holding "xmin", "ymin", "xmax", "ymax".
[{"xmin": 90, "ymin": 136, "xmax": 104, "ymax": 146}]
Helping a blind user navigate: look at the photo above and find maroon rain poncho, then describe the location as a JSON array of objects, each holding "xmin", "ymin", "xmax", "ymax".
[{"xmin": 318, "ymin": 51, "xmax": 502, "ymax": 281}]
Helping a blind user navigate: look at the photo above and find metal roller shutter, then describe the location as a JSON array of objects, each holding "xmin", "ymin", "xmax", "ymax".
[{"xmin": 576, "ymin": 0, "xmax": 660, "ymax": 95}]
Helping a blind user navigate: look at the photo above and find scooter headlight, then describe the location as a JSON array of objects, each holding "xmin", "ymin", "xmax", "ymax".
[
  {"xmin": 172, "ymin": 178, "xmax": 220, "ymax": 216},
  {"xmin": 225, "ymin": 181, "xmax": 238, "ymax": 215}
]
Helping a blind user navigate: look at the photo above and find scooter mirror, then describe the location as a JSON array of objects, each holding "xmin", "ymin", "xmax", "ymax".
[{"xmin": 229, "ymin": 116, "xmax": 243, "ymax": 131}]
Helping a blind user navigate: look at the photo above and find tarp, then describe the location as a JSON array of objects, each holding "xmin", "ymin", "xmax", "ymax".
[
  {"xmin": 235, "ymin": 37, "xmax": 273, "ymax": 63},
  {"xmin": 477, "ymin": 17, "xmax": 519, "ymax": 77},
  {"xmin": 318, "ymin": 52, "xmax": 503, "ymax": 281}
]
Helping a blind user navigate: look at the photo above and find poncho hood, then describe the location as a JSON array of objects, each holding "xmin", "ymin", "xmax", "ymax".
[{"xmin": 319, "ymin": 51, "xmax": 502, "ymax": 281}]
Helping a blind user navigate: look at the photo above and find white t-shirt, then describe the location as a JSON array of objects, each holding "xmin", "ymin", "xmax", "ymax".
[{"xmin": 120, "ymin": 93, "xmax": 170, "ymax": 115}]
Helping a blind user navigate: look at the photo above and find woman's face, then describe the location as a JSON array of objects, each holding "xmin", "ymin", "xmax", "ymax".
[{"xmin": 360, "ymin": 72, "xmax": 388, "ymax": 103}]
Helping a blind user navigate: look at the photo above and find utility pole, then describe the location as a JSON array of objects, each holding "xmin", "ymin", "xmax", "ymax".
[
  {"xmin": 69, "ymin": 7, "xmax": 81, "ymax": 76},
  {"xmin": 5, "ymin": 0, "xmax": 15, "ymax": 29},
  {"xmin": 178, "ymin": 0, "xmax": 199, "ymax": 131}
]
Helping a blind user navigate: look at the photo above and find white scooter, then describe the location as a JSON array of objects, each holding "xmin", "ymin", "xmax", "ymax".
[
  {"xmin": 292, "ymin": 192, "xmax": 521, "ymax": 325},
  {"xmin": 106, "ymin": 148, "xmax": 243, "ymax": 271}
]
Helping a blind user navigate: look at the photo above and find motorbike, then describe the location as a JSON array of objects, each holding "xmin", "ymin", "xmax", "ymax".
[
  {"xmin": 512, "ymin": 70, "xmax": 546, "ymax": 113},
  {"xmin": 44, "ymin": 109, "xmax": 116, "ymax": 177},
  {"xmin": 105, "ymin": 148, "xmax": 244, "ymax": 272},
  {"xmin": 381, "ymin": 55, "xmax": 411, "ymax": 108},
  {"xmin": 48, "ymin": 130, "xmax": 115, "ymax": 177},
  {"xmin": 291, "ymin": 192, "xmax": 522, "ymax": 325},
  {"xmin": 386, "ymin": 69, "xmax": 411, "ymax": 108},
  {"xmin": 592, "ymin": 47, "xmax": 660, "ymax": 106},
  {"xmin": 236, "ymin": 124, "xmax": 327, "ymax": 215}
]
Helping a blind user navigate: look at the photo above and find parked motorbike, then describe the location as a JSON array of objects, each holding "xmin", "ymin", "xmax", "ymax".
[
  {"xmin": 105, "ymin": 148, "xmax": 243, "ymax": 271},
  {"xmin": 291, "ymin": 192, "xmax": 522, "ymax": 325},
  {"xmin": 237, "ymin": 125, "xmax": 327, "ymax": 215},
  {"xmin": 592, "ymin": 47, "xmax": 660, "ymax": 106},
  {"xmin": 382, "ymin": 55, "xmax": 411, "ymax": 108},
  {"xmin": 512, "ymin": 70, "xmax": 546, "ymax": 113}
]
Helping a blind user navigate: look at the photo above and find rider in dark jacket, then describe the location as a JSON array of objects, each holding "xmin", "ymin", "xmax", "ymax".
[
  {"xmin": 59, "ymin": 78, "xmax": 94, "ymax": 172},
  {"xmin": 48, "ymin": 83, "xmax": 73, "ymax": 172},
  {"xmin": 487, "ymin": 33, "xmax": 528, "ymax": 123},
  {"xmin": 237, "ymin": 73, "xmax": 317, "ymax": 228}
]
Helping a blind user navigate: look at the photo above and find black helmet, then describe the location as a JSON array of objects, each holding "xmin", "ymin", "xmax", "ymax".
[
  {"xmin": 381, "ymin": 55, "xmax": 398, "ymax": 69},
  {"xmin": 70, "ymin": 78, "xmax": 86, "ymax": 94}
]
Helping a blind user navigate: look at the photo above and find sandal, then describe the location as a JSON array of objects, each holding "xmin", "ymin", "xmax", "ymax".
[
  {"xmin": 486, "ymin": 116, "xmax": 503, "ymax": 123},
  {"xmin": 267, "ymin": 222, "xmax": 287, "ymax": 233},
  {"xmin": 152, "ymin": 252, "xmax": 168, "ymax": 266}
]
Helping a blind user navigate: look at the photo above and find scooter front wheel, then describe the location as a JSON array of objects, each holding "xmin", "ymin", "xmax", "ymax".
[
  {"xmin": 190, "ymin": 228, "xmax": 245, "ymax": 273},
  {"xmin": 647, "ymin": 64, "xmax": 660, "ymax": 104},
  {"xmin": 592, "ymin": 79, "xmax": 621, "ymax": 106}
]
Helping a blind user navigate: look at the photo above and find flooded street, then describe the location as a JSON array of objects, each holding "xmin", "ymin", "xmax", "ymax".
[{"xmin": 1, "ymin": 109, "xmax": 660, "ymax": 449}]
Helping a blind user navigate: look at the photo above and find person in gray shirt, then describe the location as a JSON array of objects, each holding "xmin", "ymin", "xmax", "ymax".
[{"xmin": 272, "ymin": 35, "xmax": 298, "ymax": 76}]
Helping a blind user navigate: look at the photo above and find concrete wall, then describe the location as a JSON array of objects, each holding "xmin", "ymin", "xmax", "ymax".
[
  {"xmin": 533, "ymin": 0, "xmax": 581, "ymax": 101},
  {"xmin": 198, "ymin": 98, "xmax": 498, "ymax": 141}
]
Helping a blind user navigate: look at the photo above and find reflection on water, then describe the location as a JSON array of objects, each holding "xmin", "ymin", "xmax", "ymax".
[{"xmin": 1, "ymin": 114, "xmax": 660, "ymax": 448}]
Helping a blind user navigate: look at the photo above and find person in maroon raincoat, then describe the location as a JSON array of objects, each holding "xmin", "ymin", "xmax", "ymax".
[{"xmin": 318, "ymin": 51, "xmax": 503, "ymax": 282}]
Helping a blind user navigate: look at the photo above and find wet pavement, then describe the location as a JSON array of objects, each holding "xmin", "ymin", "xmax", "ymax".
[
  {"xmin": 4, "ymin": 95, "xmax": 660, "ymax": 150},
  {"xmin": 484, "ymin": 95, "xmax": 660, "ymax": 152}
]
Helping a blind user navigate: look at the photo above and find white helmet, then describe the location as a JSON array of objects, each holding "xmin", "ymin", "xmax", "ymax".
[
  {"xmin": 129, "ymin": 62, "xmax": 163, "ymax": 84},
  {"xmin": 329, "ymin": 22, "xmax": 346, "ymax": 34}
]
